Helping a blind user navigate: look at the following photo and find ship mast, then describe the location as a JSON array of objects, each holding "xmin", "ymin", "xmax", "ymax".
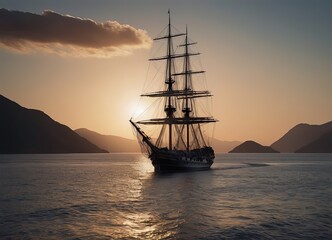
[
  {"xmin": 179, "ymin": 26, "xmax": 208, "ymax": 151},
  {"xmin": 166, "ymin": 10, "xmax": 174, "ymax": 150},
  {"xmin": 184, "ymin": 26, "xmax": 190, "ymax": 151},
  {"xmin": 137, "ymin": 11, "xmax": 217, "ymax": 151},
  {"xmin": 147, "ymin": 10, "xmax": 185, "ymax": 150}
]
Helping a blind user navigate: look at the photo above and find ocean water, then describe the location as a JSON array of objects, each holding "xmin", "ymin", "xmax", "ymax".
[{"xmin": 0, "ymin": 153, "xmax": 331, "ymax": 240}]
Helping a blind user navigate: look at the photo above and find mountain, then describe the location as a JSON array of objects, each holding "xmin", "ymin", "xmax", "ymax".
[
  {"xmin": 229, "ymin": 140, "xmax": 279, "ymax": 153},
  {"xmin": 0, "ymin": 95, "xmax": 107, "ymax": 154},
  {"xmin": 75, "ymin": 129, "xmax": 240, "ymax": 153},
  {"xmin": 295, "ymin": 130, "xmax": 332, "ymax": 153},
  {"xmin": 271, "ymin": 121, "xmax": 332, "ymax": 152},
  {"xmin": 211, "ymin": 138, "xmax": 242, "ymax": 153},
  {"xmin": 75, "ymin": 128, "xmax": 140, "ymax": 153}
]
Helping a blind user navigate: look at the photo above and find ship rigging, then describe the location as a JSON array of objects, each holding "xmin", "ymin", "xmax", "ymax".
[{"xmin": 130, "ymin": 11, "xmax": 217, "ymax": 171}]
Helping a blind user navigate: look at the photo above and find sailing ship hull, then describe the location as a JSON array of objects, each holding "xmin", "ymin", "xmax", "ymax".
[
  {"xmin": 152, "ymin": 158, "xmax": 213, "ymax": 172},
  {"xmin": 150, "ymin": 147, "xmax": 214, "ymax": 172}
]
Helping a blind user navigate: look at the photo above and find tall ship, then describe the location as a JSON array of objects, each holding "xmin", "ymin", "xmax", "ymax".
[{"xmin": 130, "ymin": 12, "xmax": 217, "ymax": 172}]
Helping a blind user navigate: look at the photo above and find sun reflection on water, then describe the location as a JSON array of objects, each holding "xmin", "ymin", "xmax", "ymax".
[
  {"xmin": 2, "ymin": 154, "xmax": 330, "ymax": 239},
  {"xmin": 111, "ymin": 155, "xmax": 168, "ymax": 239},
  {"xmin": 123, "ymin": 212, "xmax": 156, "ymax": 237}
]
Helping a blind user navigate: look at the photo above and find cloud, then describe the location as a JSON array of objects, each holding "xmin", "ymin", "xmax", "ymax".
[{"xmin": 0, "ymin": 8, "xmax": 152, "ymax": 57}]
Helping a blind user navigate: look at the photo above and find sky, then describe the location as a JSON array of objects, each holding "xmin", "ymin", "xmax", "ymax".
[{"xmin": 1, "ymin": 0, "xmax": 331, "ymax": 145}]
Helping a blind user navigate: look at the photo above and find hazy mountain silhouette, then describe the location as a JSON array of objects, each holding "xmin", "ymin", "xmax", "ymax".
[
  {"xmin": 271, "ymin": 121, "xmax": 332, "ymax": 152},
  {"xmin": 211, "ymin": 138, "xmax": 242, "ymax": 153},
  {"xmin": 76, "ymin": 129, "xmax": 241, "ymax": 153},
  {"xmin": 229, "ymin": 140, "xmax": 279, "ymax": 153},
  {"xmin": 75, "ymin": 128, "xmax": 140, "ymax": 153},
  {"xmin": 295, "ymin": 130, "xmax": 332, "ymax": 153},
  {"xmin": 0, "ymin": 95, "xmax": 107, "ymax": 154}
]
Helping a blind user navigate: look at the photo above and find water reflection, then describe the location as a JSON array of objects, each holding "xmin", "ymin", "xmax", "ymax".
[
  {"xmin": 2, "ymin": 154, "xmax": 330, "ymax": 239},
  {"xmin": 116, "ymin": 156, "xmax": 183, "ymax": 239},
  {"xmin": 120, "ymin": 156, "xmax": 270, "ymax": 239},
  {"xmin": 123, "ymin": 213, "xmax": 156, "ymax": 237}
]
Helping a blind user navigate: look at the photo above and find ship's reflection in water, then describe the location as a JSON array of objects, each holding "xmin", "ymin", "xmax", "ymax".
[
  {"xmin": 108, "ymin": 157, "xmax": 182, "ymax": 239},
  {"xmin": 102, "ymin": 156, "xmax": 263, "ymax": 239},
  {"xmin": 101, "ymin": 154, "xmax": 331, "ymax": 239},
  {"xmin": 1, "ymin": 153, "xmax": 331, "ymax": 239}
]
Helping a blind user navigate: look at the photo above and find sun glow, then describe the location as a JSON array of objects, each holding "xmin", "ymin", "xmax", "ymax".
[{"xmin": 129, "ymin": 101, "xmax": 147, "ymax": 119}]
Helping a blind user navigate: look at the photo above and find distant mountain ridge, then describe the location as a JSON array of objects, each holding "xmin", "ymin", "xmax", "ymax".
[
  {"xmin": 2, "ymin": 94, "xmax": 330, "ymax": 154},
  {"xmin": 271, "ymin": 121, "xmax": 332, "ymax": 152},
  {"xmin": 229, "ymin": 140, "xmax": 279, "ymax": 153},
  {"xmin": 210, "ymin": 138, "xmax": 242, "ymax": 153},
  {"xmin": 0, "ymin": 95, "xmax": 107, "ymax": 154},
  {"xmin": 75, "ymin": 128, "xmax": 140, "ymax": 153},
  {"xmin": 75, "ymin": 128, "xmax": 241, "ymax": 153},
  {"xmin": 296, "ymin": 130, "xmax": 332, "ymax": 153}
]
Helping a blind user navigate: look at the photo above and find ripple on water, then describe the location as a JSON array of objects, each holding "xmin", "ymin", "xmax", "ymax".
[{"xmin": 0, "ymin": 153, "xmax": 332, "ymax": 239}]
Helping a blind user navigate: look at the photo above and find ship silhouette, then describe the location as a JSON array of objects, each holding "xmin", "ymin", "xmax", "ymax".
[{"xmin": 130, "ymin": 11, "xmax": 217, "ymax": 172}]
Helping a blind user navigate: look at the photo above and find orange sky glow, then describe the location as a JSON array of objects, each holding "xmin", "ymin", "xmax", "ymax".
[{"xmin": 1, "ymin": 1, "xmax": 331, "ymax": 145}]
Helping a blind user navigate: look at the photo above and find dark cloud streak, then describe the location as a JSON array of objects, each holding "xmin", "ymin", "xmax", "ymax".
[{"xmin": 0, "ymin": 8, "xmax": 152, "ymax": 57}]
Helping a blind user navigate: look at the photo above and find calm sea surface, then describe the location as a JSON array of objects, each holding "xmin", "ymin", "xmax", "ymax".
[{"xmin": 0, "ymin": 153, "xmax": 331, "ymax": 239}]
